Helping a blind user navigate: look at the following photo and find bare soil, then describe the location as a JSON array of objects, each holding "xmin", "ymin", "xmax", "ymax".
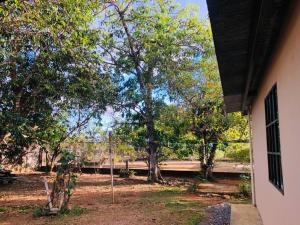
[{"xmin": 0, "ymin": 173, "xmax": 247, "ymax": 225}]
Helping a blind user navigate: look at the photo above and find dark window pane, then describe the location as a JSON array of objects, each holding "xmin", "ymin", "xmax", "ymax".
[{"xmin": 264, "ymin": 84, "xmax": 284, "ymax": 193}]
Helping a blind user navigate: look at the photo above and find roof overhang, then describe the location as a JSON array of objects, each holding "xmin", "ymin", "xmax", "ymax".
[{"xmin": 206, "ymin": 0, "xmax": 291, "ymax": 113}]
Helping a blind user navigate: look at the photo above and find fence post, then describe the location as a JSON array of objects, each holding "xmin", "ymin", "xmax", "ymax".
[{"xmin": 109, "ymin": 131, "xmax": 114, "ymax": 204}]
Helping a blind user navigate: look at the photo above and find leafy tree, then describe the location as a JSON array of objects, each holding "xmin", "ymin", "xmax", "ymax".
[
  {"xmin": 169, "ymin": 34, "xmax": 249, "ymax": 179},
  {"xmin": 99, "ymin": 0, "xmax": 209, "ymax": 182},
  {"xmin": 0, "ymin": 0, "xmax": 116, "ymax": 163}
]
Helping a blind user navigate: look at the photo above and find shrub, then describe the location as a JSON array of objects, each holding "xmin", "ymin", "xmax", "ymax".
[
  {"xmin": 226, "ymin": 146, "xmax": 250, "ymax": 163},
  {"xmin": 0, "ymin": 207, "xmax": 8, "ymax": 213},
  {"xmin": 239, "ymin": 174, "xmax": 251, "ymax": 197},
  {"xmin": 187, "ymin": 182, "xmax": 199, "ymax": 193},
  {"xmin": 119, "ymin": 169, "xmax": 136, "ymax": 178},
  {"xmin": 33, "ymin": 206, "xmax": 87, "ymax": 217},
  {"xmin": 33, "ymin": 206, "xmax": 49, "ymax": 217}
]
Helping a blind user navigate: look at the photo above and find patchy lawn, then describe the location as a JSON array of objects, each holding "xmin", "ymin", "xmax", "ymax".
[{"xmin": 0, "ymin": 173, "xmax": 248, "ymax": 225}]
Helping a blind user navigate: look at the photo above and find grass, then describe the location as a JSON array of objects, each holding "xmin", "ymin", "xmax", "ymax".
[
  {"xmin": 186, "ymin": 214, "xmax": 203, "ymax": 225},
  {"xmin": 0, "ymin": 205, "xmax": 36, "ymax": 214},
  {"xmin": 0, "ymin": 207, "xmax": 8, "ymax": 213},
  {"xmin": 63, "ymin": 206, "xmax": 88, "ymax": 216},
  {"xmin": 165, "ymin": 200, "xmax": 204, "ymax": 225},
  {"xmin": 33, "ymin": 205, "xmax": 88, "ymax": 218},
  {"xmin": 141, "ymin": 186, "xmax": 204, "ymax": 225}
]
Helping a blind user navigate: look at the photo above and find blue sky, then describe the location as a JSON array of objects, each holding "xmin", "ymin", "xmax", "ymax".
[{"xmin": 177, "ymin": 0, "xmax": 208, "ymax": 18}]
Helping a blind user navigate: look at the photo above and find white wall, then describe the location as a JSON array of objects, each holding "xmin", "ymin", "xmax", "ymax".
[{"xmin": 251, "ymin": 2, "xmax": 300, "ymax": 225}]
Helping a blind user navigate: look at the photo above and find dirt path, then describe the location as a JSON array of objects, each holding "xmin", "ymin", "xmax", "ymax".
[{"xmin": 0, "ymin": 173, "xmax": 244, "ymax": 225}]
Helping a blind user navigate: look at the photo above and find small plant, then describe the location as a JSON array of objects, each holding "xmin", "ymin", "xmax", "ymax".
[
  {"xmin": 51, "ymin": 150, "xmax": 81, "ymax": 211},
  {"xmin": 187, "ymin": 182, "xmax": 199, "ymax": 193},
  {"xmin": 119, "ymin": 169, "xmax": 135, "ymax": 178},
  {"xmin": 33, "ymin": 206, "xmax": 49, "ymax": 217},
  {"xmin": 0, "ymin": 207, "xmax": 8, "ymax": 213},
  {"xmin": 33, "ymin": 205, "xmax": 88, "ymax": 217},
  {"xmin": 239, "ymin": 174, "xmax": 251, "ymax": 197},
  {"xmin": 186, "ymin": 214, "xmax": 202, "ymax": 225},
  {"xmin": 67, "ymin": 206, "xmax": 88, "ymax": 216}
]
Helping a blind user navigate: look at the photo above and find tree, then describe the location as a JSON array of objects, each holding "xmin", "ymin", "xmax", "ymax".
[
  {"xmin": 168, "ymin": 31, "xmax": 249, "ymax": 179},
  {"xmin": 99, "ymin": 0, "xmax": 209, "ymax": 182},
  {"xmin": 0, "ymin": 0, "xmax": 116, "ymax": 163}
]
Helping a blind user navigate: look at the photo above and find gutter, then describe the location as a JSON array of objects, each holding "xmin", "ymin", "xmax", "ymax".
[{"xmin": 242, "ymin": 0, "xmax": 265, "ymax": 112}]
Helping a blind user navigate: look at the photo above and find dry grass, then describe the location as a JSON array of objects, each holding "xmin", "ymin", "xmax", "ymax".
[{"xmin": 0, "ymin": 173, "xmax": 245, "ymax": 225}]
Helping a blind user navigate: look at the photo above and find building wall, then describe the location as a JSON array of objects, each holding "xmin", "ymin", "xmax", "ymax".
[{"xmin": 251, "ymin": 2, "xmax": 300, "ymax": 225}]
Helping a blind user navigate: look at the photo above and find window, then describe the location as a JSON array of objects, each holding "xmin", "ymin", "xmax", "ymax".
[{"xmin": 264, "ymin": 84, "xmax": 284, "ymax": 193}]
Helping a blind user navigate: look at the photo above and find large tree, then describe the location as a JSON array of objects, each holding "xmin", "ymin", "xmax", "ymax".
[
  {"xmin": 0, "ymin": 0, "xmax": 116, "ymax": 164},
  {"xmin": 169, "ymin": 39, "xmax": 249, "ymax": 179},
  {"xmin": 99, "ymin": 0, "xmax": 209, "ymax": 182}
]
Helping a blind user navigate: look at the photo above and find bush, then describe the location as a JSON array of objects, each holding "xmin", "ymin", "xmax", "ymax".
[
  {"xmin": 33, "ymin": 206, "xmax": 87, "ymax": 217},
  {"xmin": 60, "ymin": 206, "xmax": 88, "ymax": 216},
  {"xmin": 187, "ymin": 182, "xmax": 199, "ymax": 193},
  {"xmin": 239, "ymin": 174, "xmax": 251, "ymax": 197},
  {"xmin": 119, "ymin": 169, "xmax": 136, "ymax": 178},
  {"xmin": 226, "ymin": 146, "xmax": 250, "ymax": 163},
  {"xmin": 33, "ymin": 206, "xmax": 49, "ymax": 217}
]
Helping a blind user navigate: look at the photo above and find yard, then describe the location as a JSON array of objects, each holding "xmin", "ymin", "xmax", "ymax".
[{"xmin": 0, "ymin": 173, "xmax": 249, "ymax": 225}]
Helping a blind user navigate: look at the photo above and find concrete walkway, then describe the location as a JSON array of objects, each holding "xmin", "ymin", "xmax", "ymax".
[{"xmin": 231, "ymin": 204, "xmax": 263, "ymax": 225}]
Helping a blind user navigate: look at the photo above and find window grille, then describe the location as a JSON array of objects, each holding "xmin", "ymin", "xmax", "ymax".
[{"xmin": 264, "ymin": 84, "xmax": 284, "ymax": 193}]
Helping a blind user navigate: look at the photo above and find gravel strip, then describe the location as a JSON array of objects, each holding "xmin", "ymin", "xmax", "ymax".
[{"xmin": 199, "ymin": 203, "xmax": 231, "ymax": 225}]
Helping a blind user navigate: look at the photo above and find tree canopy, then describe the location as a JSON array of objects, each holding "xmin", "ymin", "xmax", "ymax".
[
  {"xmin": 0, "ymin": 0, "xmax": 116, "ymax": 163},
  {"xmin": 99, "ymin": 0, "xmax": 212, "ymax": 182},
  {"xmin": 0, "ymin": 0, "xmax": 249, "ymax": 182}
]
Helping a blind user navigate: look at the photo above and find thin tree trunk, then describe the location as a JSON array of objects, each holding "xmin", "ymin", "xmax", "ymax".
[
  {"xmin": 147, "ymin": 117, "xmax": 159, "ymax": 182},
  {"xmin": 199, "ymin": 144, "xmax": 209, "ymax": 179},
  {"xmin": 49, "ymin": 149, "xmax": 59, "ymax": 172}
]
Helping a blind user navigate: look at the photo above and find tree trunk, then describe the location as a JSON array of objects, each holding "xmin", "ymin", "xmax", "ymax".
[
  {"xmin": 199, "ymin": 144, "xmax": 208, "ymax": 179},
  {"xmin": 200, "ymin": 143, "xmax": 217, "ymax": 180},
  {"xmin": 37, "ymin": 148, "xmax": 43, "ymax": 170},
  {"xmin": 206, "ymin": 144, "xmax": 217, "ymax": 180},
  {"xmin": 49, "ymin": 149, "xmax": 59, "ymax": 172},
  {"xmin": 146, "ymin": 117, "xmax": 159, "ymax": 182}
]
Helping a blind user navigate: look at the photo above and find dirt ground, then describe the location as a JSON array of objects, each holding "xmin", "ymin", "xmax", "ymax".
[{"xmin": 0, "ymin": 173, "xmax": 247, "ymax": 225}]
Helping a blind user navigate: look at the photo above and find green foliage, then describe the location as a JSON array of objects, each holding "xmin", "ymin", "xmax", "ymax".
[
  {"xmin": 57, "ymin": 150, "xmax": 78, "ymax": 197},
  {"xmin": 33, "ymin": 205, "xmax": 87, "ymax": 217},
  {"xmin": 99, "ymin": 0, "xmax": 210, "ymax": 180},
  {"xmin": 186, "ymin": 182, "xmax": 199, "ymax": 193},
  {"xmin": 239, "ymin": 174, "xmax": 251, "ymax": 197},
  {"xmin": 226, "ymin": 146, "xmax": 250, "ymax": 163},
  {"xmin": 0, "ymin": 207, "xmax": 8, "ymax": 213},
  {"xmin": 59, "ymin": 206, "xmax": 88, "ymax": 217},
  {"xmin": 115, "ymin": 143, "xmax": 137, "ymax": 160},
  {"xmin": 165, "ymin": 200, "xmax": 204, "ymax": 225},
  {"xmin": 119, "ymin": 169, "xmax": 136, "ymax": 178},
  {"xmin": 0, "ymin": 0, "xmax": 115, "ymax": 163},
  {"xmin": 33, "ymin": 206, "xmax": 48, "ymax": 217},
  {"xmin": 185, "ymin": 214, "xmax": 202, "ymax": 225}
]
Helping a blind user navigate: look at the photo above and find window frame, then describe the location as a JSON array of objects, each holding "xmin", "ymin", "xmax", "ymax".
[{"xmin": 264, "ymin": 84, "xmax": 284, "ymax": 194}]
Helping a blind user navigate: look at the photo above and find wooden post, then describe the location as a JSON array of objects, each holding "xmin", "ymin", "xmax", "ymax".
[
  {"xmin": 125, "ymin": 159, "xmax": 129, "ymax": 172},
  {"xmin": 109, "ymin": 131, "xmax": 114, "ymax": 204}
]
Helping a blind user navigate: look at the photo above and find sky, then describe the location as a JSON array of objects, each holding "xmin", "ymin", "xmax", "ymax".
[
  {"xmin": 100, "ymin": 0, "xmax": 209, "ymax": 130},
  {"xmin": 177, "ymin": 0, "xmax": 208, "ymax": 19}
]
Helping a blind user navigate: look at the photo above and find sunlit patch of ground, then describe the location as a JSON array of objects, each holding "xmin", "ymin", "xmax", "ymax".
[{"xmin": 0, "ymin": 173, "xmax": 248, "ymax": 225}]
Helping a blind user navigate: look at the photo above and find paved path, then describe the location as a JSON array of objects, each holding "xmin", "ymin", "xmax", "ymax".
[
  {"xmin": 87, "ymin": 160, "xmax": 250, "ymax": 173},
  {"xmin": 231, "ymin": 204, "xmax": 263, "ymax": 225}
]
